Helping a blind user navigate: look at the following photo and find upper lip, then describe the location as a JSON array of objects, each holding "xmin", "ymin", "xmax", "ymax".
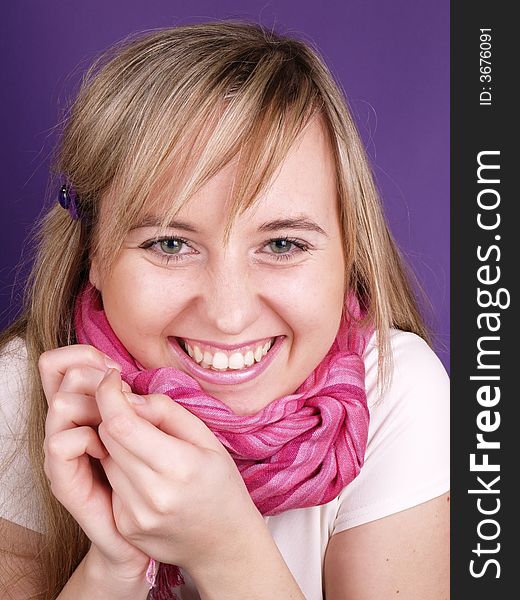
[{"xmin": 174, "ymin": 336, "xmax": 278, "ymax": 352}]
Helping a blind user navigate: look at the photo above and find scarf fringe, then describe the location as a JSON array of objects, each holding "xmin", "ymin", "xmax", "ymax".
[{"xmin": 148, "ymin": 563, "xmax": 185, "ymax": 600}]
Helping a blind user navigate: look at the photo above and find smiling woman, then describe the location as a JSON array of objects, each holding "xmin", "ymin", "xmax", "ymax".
[
  {"xmin": 0, "ymin": 21, "xmax": 449, "ymax": 600},
  {"xmin": 90, "ymin": 119, "xmax": 345, "ymax": 415}
]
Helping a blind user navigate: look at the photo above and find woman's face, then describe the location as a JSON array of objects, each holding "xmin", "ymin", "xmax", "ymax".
[{"xmin": 90, "ymin": 119, "xmax": 346, "ymax": 415}]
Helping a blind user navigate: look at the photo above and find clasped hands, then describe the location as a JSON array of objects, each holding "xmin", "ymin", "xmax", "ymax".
[{"xmin": 39, "ymin": 345, "xmax": 262, "ymax": 581}]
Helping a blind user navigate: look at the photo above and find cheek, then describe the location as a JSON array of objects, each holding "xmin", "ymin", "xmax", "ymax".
[
  {"xmin": 100, "ymin": 258, "xmax": 194, "ymax": 337},
  {"xmin": 262, "ymin": 259, "xmax": 345, "ymax": 342},
  {"xmin": 298, "ymin": 259, "xmax": 345, "ymax": 351}
]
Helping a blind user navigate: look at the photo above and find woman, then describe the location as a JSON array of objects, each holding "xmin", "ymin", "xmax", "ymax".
[{"xmin": 0, "ymin": 22, "xmax": 449, "ymax": 599}]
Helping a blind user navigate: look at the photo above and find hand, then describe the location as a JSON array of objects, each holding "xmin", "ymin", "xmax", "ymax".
[
  {"xmin": 96, "ymin": 368, "xmax": 264, "ymax": 573},
  {"xmin": 39, "ymin": 346, "xmax": 150, "ymax": 581}
]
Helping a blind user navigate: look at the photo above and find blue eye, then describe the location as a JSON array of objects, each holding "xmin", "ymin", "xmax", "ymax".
[
  {"xmin": 159, "ymin": 238, "xmax": 184, "ymax": 254},
  {"xmin": 139, "ymin": 235, "xmax": 310, "ymax": 265},
  {"xmin": 139, "ymin": 236, "xmax": 192, "ymax": 263},
  {"xmin": 263, "ymin": 237, "xmax": 311, "ymax": 261},
  {"xmin": 269, "ymin": 239, "xmax": 294, "ymax": 254}
]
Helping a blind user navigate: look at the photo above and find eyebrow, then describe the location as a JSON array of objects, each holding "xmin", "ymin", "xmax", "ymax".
[
  {"xmin": 130, "ymin": 217, "xmax": 199, "ymax": 233},
  {"xmin": 257, "ymin": 217, "xmax": 328, "ymax": 237},
  {"xmin": 131, "ymin": 215, "xmax": 328, "ymax": 237}
]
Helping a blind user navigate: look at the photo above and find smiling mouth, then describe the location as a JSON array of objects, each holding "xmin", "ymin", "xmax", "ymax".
[{"xmin": 177, "ymin": 337, "xmax": 276, "ymax": 371}]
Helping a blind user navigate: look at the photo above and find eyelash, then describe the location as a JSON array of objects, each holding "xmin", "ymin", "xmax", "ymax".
[
  {"xmin": 139, "ymin": 236, "xmax": 310, "ymax": 264},
  {"xmin": 264, "ymin": 237, "xmax": 311, "ymax": 261}
]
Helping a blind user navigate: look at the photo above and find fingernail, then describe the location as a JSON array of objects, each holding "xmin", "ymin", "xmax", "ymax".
[
  {"xmin": 124, "ymin": 392, "xmax": 146, "ymax": 405},
  {"xmin": 104, "ymin": 357, "xmax": 122, "ymax": 371}
]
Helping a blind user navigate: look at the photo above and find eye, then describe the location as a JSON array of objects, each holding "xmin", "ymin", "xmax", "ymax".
[
  {"xmin": 158, "ymin": 238, "xmax": 184, "ymax": 254},
  {"xmin": 269, "ymin": 239, "xmax": 294, "ymax": 254},
  {"xmin": 261, "ymin": 237, "xmax": 311, "ymax": 261},
  {"xmin": 139, "ymin": 236, "xmax": 195, "ymax": 263}
]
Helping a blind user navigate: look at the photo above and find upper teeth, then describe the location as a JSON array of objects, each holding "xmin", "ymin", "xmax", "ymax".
[{"xmin": 182, "ymin": 339, "xmax": 274, "ymax": 370}]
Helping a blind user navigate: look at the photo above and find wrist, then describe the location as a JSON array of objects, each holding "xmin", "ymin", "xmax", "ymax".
[
  {"xmin": 83, "ymin": 545, "xmax": 151, "ymax": 597},
  {"xmin": 186, "ymin": 508, "xmax": 264, "ymax": 574},
  {"xmin": 188, "ymin": 516, "xmax": 304, "ymax": 600}
]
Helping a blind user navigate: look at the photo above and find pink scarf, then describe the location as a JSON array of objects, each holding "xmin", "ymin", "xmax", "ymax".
[{"xmin": 75, "ymin": 284, "xmax": 372, "ymax": 597}]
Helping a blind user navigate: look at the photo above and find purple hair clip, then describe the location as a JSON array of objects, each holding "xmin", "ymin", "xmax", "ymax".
[{"xmin": 58, "ymin": 182, "xmax": 80, "ymax": 220}]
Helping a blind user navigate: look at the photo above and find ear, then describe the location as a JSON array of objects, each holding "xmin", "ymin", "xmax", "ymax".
[{"xmin": 89, "ymin": 256, "xmax": 102, "ymax": 291}]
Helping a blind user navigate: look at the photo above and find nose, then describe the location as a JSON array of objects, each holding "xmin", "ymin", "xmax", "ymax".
[{"xmin": 200, "ymin": 257, "xmax": 262, "ymax": 336}]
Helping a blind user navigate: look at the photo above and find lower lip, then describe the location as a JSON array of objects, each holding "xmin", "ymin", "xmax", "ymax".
[{"xmin": 168, "ymin": 336, "xmax": 286, "ymax": 385}]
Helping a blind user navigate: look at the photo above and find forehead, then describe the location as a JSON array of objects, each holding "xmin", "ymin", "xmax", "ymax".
[{"xmin": 151, "ymin": 117, "xmax": 339, "ymax": 232}]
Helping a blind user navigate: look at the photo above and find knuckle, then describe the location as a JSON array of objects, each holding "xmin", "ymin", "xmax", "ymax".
[
  {"xmin": 38, "ymin": 350, "xmax": 53, "ymax": 374},
  {"xmin": 174, "ymin": 460, "xmax": 197, "ymax": 484},
  {"xmin": 158, "ymin": 393, "xmax": 172, "ymax": 408},
  {"xmin": 149, "ymin": 393, "xmax": 170, "ymax": 407},
  {"xmin": 121, "ymin": 509, "xmax": 156, "ymax": 536},
  {"xmin": 49, "ymin": 391, "xmax": 69, "ymax": 413},
  {"xmin": 84, "ymin": 345, "xmax": 106, "ymax": 365},
  {"xmin": 148, "ymin": 490, "xmax": 174, "ymax": 516},
  {"xmin": 62, "ymin": 366, "xmax": 84, "ymax": 388},
  {"xmin": 138, "ymin": 513, "xmax": 160, "ymax": 535},
  {"xmin": 152, "ymin": 448, "xmax": 180, "ymax": 475},
  {"xmin": 150, "ymin": 394, "xmax": 175, "ymax": 420},
  {"xmin": 143, "ymin": 393, "xmax": 162, "ymax": 410},
  {"xmin": 46, "ymin": 432, "xmax": 64, "ymax": 458}
]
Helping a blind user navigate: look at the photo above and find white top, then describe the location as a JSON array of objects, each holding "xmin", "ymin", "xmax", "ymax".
[{"xmin": 0, "ymin": 331, "xmax": 450, "ymax": 600}]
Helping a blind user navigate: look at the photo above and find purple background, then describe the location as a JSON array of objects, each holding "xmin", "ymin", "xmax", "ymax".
[{"xmin": 0, "ymin": 0, "xmax": 449, "ymax": 371}]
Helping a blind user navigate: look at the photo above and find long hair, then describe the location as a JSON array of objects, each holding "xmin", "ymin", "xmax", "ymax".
[{"xmin": 0, "ymin": 21, "xmax": 429, "ymax": 598}]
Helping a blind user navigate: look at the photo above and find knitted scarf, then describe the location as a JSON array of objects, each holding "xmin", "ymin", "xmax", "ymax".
[{"xmin": 74, "ymin": 284, "xmax": 372, "ymax": 598}]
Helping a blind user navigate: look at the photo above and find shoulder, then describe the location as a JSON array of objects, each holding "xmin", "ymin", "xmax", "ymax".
[
  {"xmin": 363, "ymin": 329, "xmax": 449, "ymax": 409},
  {"xmin": 0, "ymin": 336, "xmax": 30, "ymax": 431},
  {"xmin": 0, "ymin": 337, "xmax": 43, "ymax": 532},
  {"xmin": 0, "ymin": 335, "xmax": 29, "ymax": 368},
  {"xmin": 0, "ymin": 335, "xmax": 29, "ymax": 378},
  {"xmin": 333, "ymin": 329, "xmax": 449, "ymax": 532}
]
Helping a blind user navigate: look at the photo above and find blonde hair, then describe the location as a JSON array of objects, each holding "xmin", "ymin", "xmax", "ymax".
[{"xmin": 1, "ymin": 21, "xmax": 429, "ymax": 597}]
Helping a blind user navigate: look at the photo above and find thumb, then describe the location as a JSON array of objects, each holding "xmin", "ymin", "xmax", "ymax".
[{"xmin": 125, "ymin": 392, "xmax": 224, "ymax": 452}]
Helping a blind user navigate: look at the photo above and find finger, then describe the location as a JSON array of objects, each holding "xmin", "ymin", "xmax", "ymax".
[
  {"xmin": 97, "ymin": 370, "xmax": 194, "ymax": 471},
  {"xmin": 45, "ymin": 426, "xmax": 108, "ymax": 493},
  {"xmin": 57, "ymin": 364, "xmax": 131, "ymax": 397},
  {"xmin": 130, "ymin": 393, "xmax": 223, "ymax": 452},
  {"xmin": 59, "ymin": 365, "xmax": 114, "ymax": 395},
  {"xmin": 46, "ymin": 426, "xmax": 107, "ymax": 462},
  {"xmin": 43, "ymin": 428, "xmax": 128, "ymax": 552},
  {"xmin": 45, "ymin": 392, "xmax": 102, "ymax": 437},
  {"xmin": 39, "ymin": 345, "xmax": 122, "ymax": 401},
  {"xmin": 98, "ymin": 423, "xmax": 152, "ymax": 482},
  {"xmin": 101, "ymin": 456, "xmax": 149, "ymax": 514},
  {"xmin": 100, "ymin": 458, "xmax": 158, "ymax": 547}
]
